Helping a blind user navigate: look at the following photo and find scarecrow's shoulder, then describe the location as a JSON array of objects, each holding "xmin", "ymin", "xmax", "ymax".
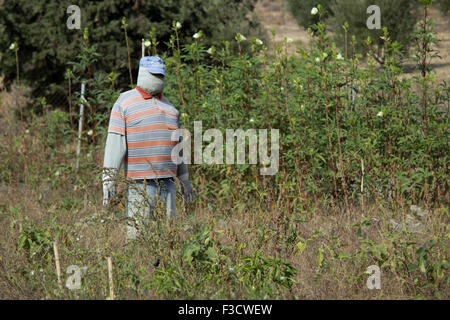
[
  {"xmin": 158, "ymin": 96, "xmax": 179, "ymax": 116},
  {"xmin": 118, "ymin": 88, "xmax": 140, "ymax": 102},
  {"xmin": 112, "ymin": 89, "xmax": 142, "ymax": 113}
]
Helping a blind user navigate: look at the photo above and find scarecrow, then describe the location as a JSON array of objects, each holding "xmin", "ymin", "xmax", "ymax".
[{"xmin": 102, "ymin": 56, "xmax": 194, "ymax": 240}]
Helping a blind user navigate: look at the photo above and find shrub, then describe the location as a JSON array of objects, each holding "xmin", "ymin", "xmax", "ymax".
[
  {"xmin": 286, "ymin": 0, "xmax": 420, "ymax": 59},
  {"xmin": 0, "ymin": 0, "xmax": 264, "ymax": 107}
]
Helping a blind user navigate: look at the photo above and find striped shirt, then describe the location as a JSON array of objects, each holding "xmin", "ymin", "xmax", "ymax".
[{"xmin": 107, "ymin": 87, "xmax": 180, "ymax": 179}]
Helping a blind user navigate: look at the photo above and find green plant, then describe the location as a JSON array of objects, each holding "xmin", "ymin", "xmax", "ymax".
[
  {"xmin": 232, "ymin": 251, "xmax": 297, "ymax": 299},
  {"xmin": 17, "ymin": 223, "xmax": 52, "ymax": 261},
  {"xmin": 287, "ymin": 0, "xmax": 420, "ymax": 61},
  {"xmin": 0, "ymin": 0, "xmax": 264, "ymax": 106}
]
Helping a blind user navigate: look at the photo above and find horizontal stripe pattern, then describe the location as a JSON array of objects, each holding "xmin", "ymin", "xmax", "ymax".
[
  {"xmin": 127, "ymin": 155, "xmax": 173, "ymax": 163},
  {"xmin": 126, "ymin": 107, "xmax": 178, "ymax": 122},
  {"xmin": 126, "ymin": 123, "xmax": 178, "ymax": 134},
  {"xmin": 127, "ymin": 170, "xmax": 177, "ymax": 178},
  {"xmin": 127, "ymin": 140, "xmax": 178, "ymax": 149},
  {"xmin": 107, "ymin": 89, "xmax": 180, "ymax": 180}
]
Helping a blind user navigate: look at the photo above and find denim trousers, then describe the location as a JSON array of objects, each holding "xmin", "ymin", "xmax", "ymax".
[{"xmin": 125, "ymin": 178, "xmax": 176, "ymax": 240}]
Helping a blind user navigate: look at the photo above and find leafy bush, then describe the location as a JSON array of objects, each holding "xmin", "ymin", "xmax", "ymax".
[
  {"xmin": 0, "ymin": 0, "xmax": 264, "ymax": 106},
  {"xmin": 286, "ymin": 0, "xmax": 420, "ymax": 59}
]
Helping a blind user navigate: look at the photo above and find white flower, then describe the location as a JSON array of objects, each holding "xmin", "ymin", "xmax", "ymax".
[
  {"xmin": 280, "ymin": 276, "xmax": 285, "ymax": 281},
  {"xmin": 377, "ymin": 111, "xmax": 384, "ymax": 117},
  {"xmin": 249, "ymin": 118, "xmax": 255, "ymax": 123},
  {"xmin": 25, "ymin": 129, "xmax": 30, "ymax": 134},
  {"xmin": 229, "ymin": 267, "xmax": 234, "ymax": 272},
  {"xmin": 337, "ymin": 52, "xmax": 344, "ymax": 60},
  {"xmin": 255, "ymin": 38, "xmax": 263, "ymax": 45},
  {"xmin": 175, "ymin": 21, "xmax": 182, "ymax": 30},
  {"xmin": 322, "ymin": 52, "xmax": 328, "ymax": 59},
  {"xmin": 144, "ymin": 40, "xmax": 151, "ymax": 47},
  {"xmin": 55, "ymin": 170, "xmax": 60, "ymax": 177},
  {"xmin": 311, "ymin": 7, "xmax": 319, "ymax": 15},
  {"xmin": 100, "ymin": 219, "xmax": 105, "ymax": 223},
  {"xmin": 30, "ymin": 271, "xmax": 35, "ymax": 276},
  {"xmin": 235, "ymin": 33, "xmax": 246, "ymax": 42},
  {"xmin": 39, "ymin": 269, "xmax": 43, "ymax": 273},
  {"xmin": 193, "ymin": 31, "xmax": 202, "ymax": 39},
  {"xmin": 9, "ymin": 42, "xmax": 16, "ymax": 50},
  {"xmin": 315, "ymin": 57, "xmax": 321, "ymax": 63},
  {"xmin": 285, "ymin": 37, "xmax": 293, "ymax": 43},
  {"xmin": 207, "ymin": 46, "xmax": 215, "ymax": 55},
  {"xmin": 87, "ymin": 129, "xmax": 93, "ymax": 136},
  {"xmin": 301, "ymin": 104, "xmax": 306, "ymax": 112},
  {"xmin": 76, "ymin": 237, "xmax": 80, "ymax": 241}
]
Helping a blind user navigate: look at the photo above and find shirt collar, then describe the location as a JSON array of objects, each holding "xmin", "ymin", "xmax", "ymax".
[{"xmin": 136, "ymin": 86, "xmax": 162, "ymax": 100}]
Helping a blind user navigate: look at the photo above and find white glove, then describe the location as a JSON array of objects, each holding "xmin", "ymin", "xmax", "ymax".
[
  {"xmin": 179, "ymin": 177, "xmax": 195, "ymax": 203},
  {"xmin": 102, "ymin": 169, "xmax": 117, "ymax": 207}
]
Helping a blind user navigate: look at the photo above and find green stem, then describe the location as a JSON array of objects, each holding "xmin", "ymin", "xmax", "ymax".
[
  {"xmin": 15, "ymin": 49, "xmax": 20, "ymax": 87},
  {"xmin": 124, "ymin": 26, "xmax": 133, "ymax": 86}
]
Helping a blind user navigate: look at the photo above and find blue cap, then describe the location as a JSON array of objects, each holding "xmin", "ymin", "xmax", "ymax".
[{"xmin": 139, "ymin": 56, "xmax": 165, "ymax": 77}]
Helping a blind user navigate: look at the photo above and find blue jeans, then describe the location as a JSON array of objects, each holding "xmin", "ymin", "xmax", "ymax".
[{"xmin": 126, "ymin": 178, "xmax": 176, "ymax": 240}]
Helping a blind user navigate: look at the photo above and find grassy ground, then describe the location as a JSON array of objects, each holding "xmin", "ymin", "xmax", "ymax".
[{"xmin": 0, "ymin": 147, "xmax": 448, "ymax": 299}]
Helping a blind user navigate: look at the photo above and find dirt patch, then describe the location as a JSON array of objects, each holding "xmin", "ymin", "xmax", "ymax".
[{"xmin": 255, "ymin": 0, "xmax": 310, "ymax": 52}]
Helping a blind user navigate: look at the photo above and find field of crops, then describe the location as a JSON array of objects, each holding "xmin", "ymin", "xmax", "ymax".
[{"xmin": 0, "ymin": 2, "xmax": 449, "ymax": 300}]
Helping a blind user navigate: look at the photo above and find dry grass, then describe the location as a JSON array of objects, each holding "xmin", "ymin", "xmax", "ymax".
[{"xmin": 0, "ymin": 163, "xmax": 448, "ymax": 299}]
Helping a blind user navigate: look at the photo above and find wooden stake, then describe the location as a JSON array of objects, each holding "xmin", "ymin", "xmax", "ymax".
[
  {"xmin": 53, "ymin": 241, "xmax": 63, "ymax": 289},
  {"xmin": 107, "ymin": 256, "xmax": 114, "ymax": 300},
  {"xmin": 361, "ymin": 158, "xmax": 365, "ymax": 193},
  {"xmin": 142, "ymin": 38, "xmax": 145, "ymax": 58},
  {"xmin": 75, "ymin": 81, "xmax": 86, "ymax": 170},
  {"xmin": 361, "ymin": 158, "xmax": 365, "ymax": 209}
]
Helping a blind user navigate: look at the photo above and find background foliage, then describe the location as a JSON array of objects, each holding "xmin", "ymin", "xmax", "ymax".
[
  {"xmin": 285, "ymin": 0, "xmax": 450, "ymax": 59},
  {"xmin": 0, "ymin": 0, "xmax": 264, "ymax": 105}
]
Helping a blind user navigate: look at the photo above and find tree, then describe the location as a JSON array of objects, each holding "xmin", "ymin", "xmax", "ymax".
[
  {"xmin": 286, "ymin": 0, "xmax": 420, "ymax": 61},
  {"xmin": 0, "ymin": 0, "xmax": 264, "ymax": 108}
]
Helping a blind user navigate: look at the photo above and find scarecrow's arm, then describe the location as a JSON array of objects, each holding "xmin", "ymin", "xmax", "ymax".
[
  {"xmin": 177, "ymin": 160, "xmax": 194, "ymax": 203},
  {"xmin": 102, "ymin": 132, "xmax": 126, "ymax": 206},
  {"xmin": 175, "ymin": 131, "xmax": 194, "ymax": 203}
]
